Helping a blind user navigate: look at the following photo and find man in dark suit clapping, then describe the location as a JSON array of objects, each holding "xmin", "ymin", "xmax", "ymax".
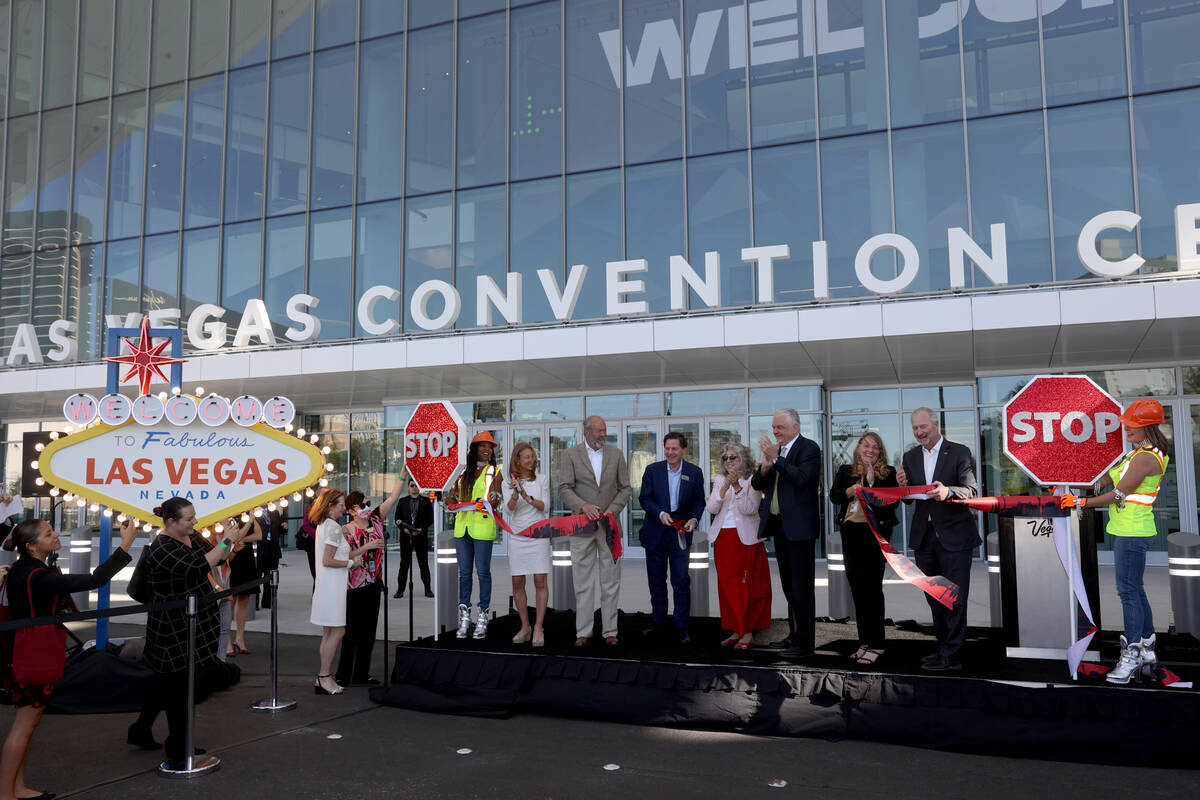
[
  {"xmin": 638, "ymin": 432, "xmax": 707, "ymax": 644},
  {"xmin": 898, "ymin": 407, "xmax": 979, "ymax": 672},
  {"xmin": 751, "ymin": 409, "xmax": 822, "ymax": 660},
  {"xmin": 393, "ymin": 479, "xmax": 434, "ymax": 598}
]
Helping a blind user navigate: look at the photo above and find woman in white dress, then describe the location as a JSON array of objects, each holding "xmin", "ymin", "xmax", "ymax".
[
  {"xmin": 308, "ymin": 488, "xmax": 383, "ymax": 695},
  {"xmin": 503, "ymin": 442, "xmax": 551, "ymax": 647}
]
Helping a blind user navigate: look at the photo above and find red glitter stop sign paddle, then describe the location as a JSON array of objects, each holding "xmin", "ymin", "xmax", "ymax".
[
  {"xmin": 404, "ymin": 402, "xmax": 467, "ymax": 492},
  {"xmin": 1003, "ymin": 375, "xmax": 1124, "ymax": 487}
]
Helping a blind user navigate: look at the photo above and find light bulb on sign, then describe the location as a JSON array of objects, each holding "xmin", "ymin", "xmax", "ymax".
[
  {"xmin": 325, "ymin": 463, "xmax": 334, "ymax": 472},
  {"xmin": 241, "ymin": 514, "xmax": 250, "ymax": 523},
  {"xmin": 319, "ymin": 479, "xmax": 328, "ymax": 487},
  {"xmin": 284, "ymin": 423, "xmax": 293, "ymax": 432},
  {"xmin": 172, "ymin": 386, "xmax": 181, "ymax": 395},
  {"xmin": 309, "ymin": 434, "xmax": 319, "ymax": 444},
  {"xmin": 194, "ymin": 386, "xmax": 204, "ymax": 396},
  {"xmin": 279, "ymin": 498, "xmax": 288, "ymax": 507},
  {"xmin": 103, "ymin": 509, "xmax": 112, "ymax": 517},
  {"xmin": 142, "ymin": 523, "xmax": 152, "ymax": 533},
  {"xmin": 48, "ymin": 487, "xmax": 59, "ymax": 496},
  {"xmin": 117, "ymin": 514, "xmax": 126, "ymax": 523},
  {"xmin": 64, "ymin": 424, "xmax": 74, "ymax": 433},
  {"xmin": 76, "ymin": 498, "xmax": 85, "ymax": 507},
  {"xmin": 63, "ymin": 493, "xmax": 73, "ymax": 501},
  {"xmin": 293, "ymin": 493, "xmax": 302, "ymax": 501},
  {"xmin": 267, "ymin": 503, "xmax": 277, "ymax": 512},
  {"xmin": 34, "ymin": 443, "xmax": 44, "ymax": 452},
  {"xmin": 253, "ymin": 508, "xmax": 263, "ymax": 517},
  {"xmin": 305, "ymin": 488, "xmax": 314, "ymax": 497},
  {"xmin": 48, "ymin": 431, "xmax": 59, "ymax": 440},
  {"xmin": 158, "ymin": 392, "xmax": 168, "ymax": 401},
  {"xmin": 214, "ymin": 524, "xmax": 224, "ymax": 534},
  {"xmin": 35, "ymin": 478, "xmax": 45, "ymax": 486},
  {"xmin": 297, "ymin": 428, "xmax": 306, "ymax": 438},
  {"xmin": 201, "ymin": 529, "xmax": 211, "ymax": 538},
  {"xmin": 90, "ymin": 503, "xmax": 99, "ymax": 511},
  {"xmin": 321, "ymin": 446, "xmax": 331, "ymax": 455},
  {"xmin": 29, "ymin": 460, "xmax": 37, "ymax": 469}
]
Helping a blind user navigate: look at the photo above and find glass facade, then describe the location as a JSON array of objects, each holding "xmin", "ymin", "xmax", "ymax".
[{"xmin": 0, "ymin": 1, "xmax": 1198, "ymax": 354}]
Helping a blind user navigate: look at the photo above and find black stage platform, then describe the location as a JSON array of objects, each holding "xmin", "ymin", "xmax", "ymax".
[{"xmin": 372, "ymin": 610, "xmax": 1200, "ymax": 767}]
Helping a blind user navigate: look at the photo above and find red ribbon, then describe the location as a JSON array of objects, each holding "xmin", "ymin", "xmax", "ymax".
[
  {"xmin": 512, "ymin": 513, "xmax": 624, "ymax": 561},
  {"xmin": 854, "ymin": 485, "xmax": 960, "ymax": 610}
]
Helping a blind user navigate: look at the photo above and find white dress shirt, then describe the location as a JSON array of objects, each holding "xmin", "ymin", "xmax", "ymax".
[
  {"xmin": 587, "ymin": 442, "xmax": 604, "ymax": 485},
  {"xmin": 922, "ymin": 436, "xmax": 943, "ymax": 484}
]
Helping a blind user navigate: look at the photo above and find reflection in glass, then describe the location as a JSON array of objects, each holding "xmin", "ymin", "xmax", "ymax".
[
  {"xmin": 3, "ymin": 115, "xmax": 37, "ymax": 236},
  {"xmin": 184, "ymin": 77, "xmax": 225, "ymax": 228},
  {"xmin": 752, "ymin": 142, "xmax": 818, "ymax": 303},
  {"xmin": 315, "ymin": 0, "xmax": 357, "ymax": 48},
  {"xmin": 566, "ymin": 169, "xmax": 621, "ymax": 322},
  {"xmin": 75, "ymin": 243, "xmax": 105, "ymax": 359},
  {"xmin": 586, "ymin": 393, "xmax": 661, "ymax": 419},
  {"xmin": 688, "ymin": 151, "xmax": 752, "ymax": 307},
  {"xmin": 665, "ymin": 388, "xmax": 745, "ymax": 416},
  {"xmin": 565, "ymin": 0, "xmax": 620, "ymax": 171},
  {"xmin": 512, "ymin": 397, "xmax": 583, "ymax": 421},
  {"xmin": 410, "ymin": 0, "xmax": 453, "ymax": 27},
  {"xmin": 78, "ymin": 0, "xmax": 115, "ymax": 101},
  {"xmin": 892, "ymin": 122, "xmax": 968, "ymax": 293},
  {"xmin": 977, "ymin": 375, "xmax": 1035, "ymax": 405},
  {"xmin": 311, "ymin": 46, "xmax": 355, "ymax": 209},
  {"xmin": 32, "ymin": 248, "xmax": 76, "ymax": 347},
  {"xmin": 350, "ymin": 431, "xmax": 390, "ymax": 500},
  {"xmin": 355, "ymin": 200, "xmax": 403, "ymax": 336},
  {"xmin": 43, "ymin": 0, "xmax": 77, "ymax": 109},
  {"xmin": 457, "ymin": 13, "xmax": 507, "ymax": 189},
  {"xmin": 9, "ymin": 0, "xmax": 43, "ymax": 114},
  {"xmin": 310, "ymin": 207, "xmax": 353, "ymax": 341},
  {"xmin": 1133, "ymin": 88, "xmax": 1200, "ymax": 274},
  {"xmin": 510, "ymin": 178, "xmax": 562, "ymax": 324},
  {"xmin": 403, "ymin": 193, "xmax": 452, "ymax": 331},
  {"xmin": 0, "ymin": 255, "xmax": 30, "ymax": 354},
  {"xmin": 115, "ymin": 0, "xmax": 150, "ymax": 93},
  {"xmin": 961, "ymin": 0, "xmax": 1040, "ymax": 115},
  {"xmin": 225, "ymin": 65, "xmax": 268, "ymax": 222},
  {"xmin": 817, "ymin": 0, "xmax": 886, "ymax": 135},
  {"xmin": 181, "ymin": 227, "xmax": 219, "ymax": 319},
  {"xmin": 978, "ymin": 407, "xmax": 1039, "ymax": 499},
  {"xmin": 456, "ymin": 186, "xmax": 506, "ymax": 330},
  {"xmin": 511, "ymin": 1, "xmax": 562, "ymax": 180},
  {"xmin": 830, "ymin": 413, "xmax": 900, "ymax": 475},
  {"xmin": 1048, "ymin": 100, "xmax": 1135, "ymax": 282},
  {"xmin": 358, "ymin": 35, "xmax": 404, "ymax": 202},
  {"xmin": 37, "ymin": 107, "xmax": 73, "ymax": 221},
  {"xmin": 222, "ymin": 220, "xmax": 262, "ymax": 322},
  {"xmin": 145, "ymin": 85, "xmax": 187, "ymax": 234},
  {"xmin": 264, "ymin": 214, "xmax": 306, "ymax": 334},
  {"xmin": 151, "ymin": 0, "xmax": 188, "ymax": 87},
  {"xmin": 748, "ymin": 386, "xmax": 821, "ymax": 414},
  {"xmin": 108, "ymin": 92, "xmax": 148, "ymax": 240},
  {"xmin": 820, "ymin": 131, "xmax": 890, "ymax": 298},
  {"xmin": 623, "ymin": 0, "xmax": 683, "ymax": 163},
  {"xmin": 407, "ymin": 25, "xmax": 454, "ymax": 194},
  {"xmin": 1085, "ymin": 368, "xmax": 1176, "ymax": 399},
  {"xmin": 190, "ymin": 0, "xmax": 229, "ymax": 76},
  {"xmin": 749, "ymin": 0, "xmax": 815, "ymax": 146},
  {"xmin": 361, "ymin": 0, "xmax": 404, "ymax": 38},
  {"xmin": 142, "ymin": 232, "xmax": 179, "ymax": 314},
  {"xmin": 625, "ymin": 161, "xmax": 683, "ymax": 313},
  {"xmin": 272, "ymin": 0, "xmax": 313, "ymax": 60},
  {"xmin": 885, "ymin": 0, "xmax": 961, "ymax": 127},
  {"xmin": 684, "ymin": 0, "xmax": 745, "ymax": 155},
  {"xmin": 625, "ymin": 422, "xmax": 659, "ymax": 550},
  {"xmin": 231, "ymin": 0, "xmax": 271, "ymax": 68},
  {"xmin": 1041, "ymin": 0, "xmax": 1125, "ymax": 105},
  {"xmin": 831, "ymin": 388, "xmax": 897, "ymax": 413},
  {"xmin": 967, "ymin": 112, "xmax": 1050, "ymax": 287},
  {"xmin": 902, "ymin": 386, "xmax": 973, "ymax": 410},
  {"xmin": 106, "ymin": 238, "xmax": 141, "ymax": 320},
  {"xmin": 267, "ymin": 56, "xmax": 311, "ymax": 215},
  {"xmin": 1129, "ymin": 1, "xmax": 1200, "ymax": 93}
]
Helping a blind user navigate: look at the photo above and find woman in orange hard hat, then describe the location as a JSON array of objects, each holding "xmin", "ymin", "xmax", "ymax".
[
  {"xmin": 1061, "ymin": 398, "xmax": 1169, "ymax": 684},
  {"xmin": 448, "ymin": 431, "xmax": 504, "ymax": 640}
]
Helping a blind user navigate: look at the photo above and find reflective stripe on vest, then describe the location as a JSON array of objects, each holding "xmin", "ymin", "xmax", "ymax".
[{"xmin": 1107, "ymin": 446, "xmax": 1168, "ymax": 537}]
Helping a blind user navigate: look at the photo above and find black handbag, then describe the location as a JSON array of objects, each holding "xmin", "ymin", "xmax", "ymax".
[{"xmin": 126, "ymin": 540, "xmax": 154, "ymax": 604}]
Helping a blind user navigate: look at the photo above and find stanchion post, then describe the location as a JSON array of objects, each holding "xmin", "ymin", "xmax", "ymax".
[
  {"xmin": 1068, "ymin": 508, "xmax": 1079, "ymax": 682},
  {"xmin": 160, "ymin": 594, "xmax": 220, "ymax": 777},
  {"xmin": 252, "ymin": 571, "xmax": 297, "ymax": 712}
]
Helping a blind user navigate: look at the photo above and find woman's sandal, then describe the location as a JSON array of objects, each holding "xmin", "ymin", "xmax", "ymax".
[
  {"xmin": 720, "ymin": 634, "xmax": 740, "ymax": 647},
  {"xmin": 734, "ymin": 634, "xmax": 753, "ymax": 650},
  {"xmin": 314, "ymin": 674, "xmax": 343, "ymax": 695},
  {"xmin": 853, "ymin": 648, "xmax": 885, "ymax": 666},
  {"xmin": 850, "ymin": 644, "xmax": 869, "ymax": 662},
  {"xmin": 512, "ymin": 628, "xmax": 532, "ymax": 644}
]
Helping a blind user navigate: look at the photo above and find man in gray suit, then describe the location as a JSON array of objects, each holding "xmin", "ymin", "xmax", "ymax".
[{"xmin": 558, "ymin": 415, "xmax": 632, "ymax": 646}]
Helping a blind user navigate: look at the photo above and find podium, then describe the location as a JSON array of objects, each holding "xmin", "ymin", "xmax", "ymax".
[{"xmin": 997, "ymin": 509, "xmax": 1102, "ymax": 660}]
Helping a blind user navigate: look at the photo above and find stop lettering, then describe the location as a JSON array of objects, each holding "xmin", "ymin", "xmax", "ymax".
[{"xmin": 403, "ymin": 401, "xmax": 467, "ymax": 492}]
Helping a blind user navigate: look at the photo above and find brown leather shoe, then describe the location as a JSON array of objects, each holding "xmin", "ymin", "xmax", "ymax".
[
  {"xmin": 574, "ymin": 637, "xmax": 590, "ymax": 647},
  {"xmin": 604, "ymin": 636, "xmax": 619, "ymax": 646}
]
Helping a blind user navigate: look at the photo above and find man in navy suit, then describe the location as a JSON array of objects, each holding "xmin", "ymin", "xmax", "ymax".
[{"xmin": 639, "ymin": 432, "xmax": 707, "ymax": 644}]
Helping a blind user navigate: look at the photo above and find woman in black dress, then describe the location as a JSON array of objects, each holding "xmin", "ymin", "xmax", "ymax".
[
  {"xmin": 226, "ymin": 518, "xmax": 262, "ymax": 655},
  {"xmin": 0, "ymin": 516, "xmax": 137, "ymax": 800}
]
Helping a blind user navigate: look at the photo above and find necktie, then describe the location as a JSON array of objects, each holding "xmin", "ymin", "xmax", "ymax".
[{"xmin": 770, "ymin": 444, "xmax": 787, "ymax": 515}]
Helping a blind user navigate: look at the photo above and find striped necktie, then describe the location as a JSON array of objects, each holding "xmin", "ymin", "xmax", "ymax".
[{"xmin": 770, "ymin": 444, "xmax": 787, "ymax": 515}]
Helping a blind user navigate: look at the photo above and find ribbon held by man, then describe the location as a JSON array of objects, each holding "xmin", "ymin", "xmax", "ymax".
[{"xmin": 446, "ymin": 499, "xmax": 623, "ymax": 560}]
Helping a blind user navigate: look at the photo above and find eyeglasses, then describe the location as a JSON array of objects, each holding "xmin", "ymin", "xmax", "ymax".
[{"xmin": 721, "ymin": 455, "xmax": 739, "ymax": 461}]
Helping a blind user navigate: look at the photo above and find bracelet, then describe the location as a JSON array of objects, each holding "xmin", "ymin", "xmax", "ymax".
[
  {"xmin": 1112, "ymin": 489, "xmax": 1126, "ymax": 510},
  {"xmin": 218, "ymin": 538, "xmax": 232, "ymax": 552}
]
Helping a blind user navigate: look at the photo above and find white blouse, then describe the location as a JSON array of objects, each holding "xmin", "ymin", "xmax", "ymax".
[{"xmin": 501, "ymin": 473, "xmax": 550, "ymax": 533}]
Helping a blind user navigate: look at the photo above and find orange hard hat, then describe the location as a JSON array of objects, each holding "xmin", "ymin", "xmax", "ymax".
[
  {"xmin": 1118, "ymin": 398, "xmax": 1164, "ymax": 428},
  {"xmin": 470, "ymin": 431, "xmax": 498, "ymax": 447}
]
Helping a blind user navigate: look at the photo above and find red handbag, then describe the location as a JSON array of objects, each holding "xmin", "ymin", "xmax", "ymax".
[{"xmin": 12, "ymin": 571, "xmax": 66, "ymax": 686}]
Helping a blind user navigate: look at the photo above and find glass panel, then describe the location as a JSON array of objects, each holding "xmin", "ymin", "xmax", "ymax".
[
  {"xmin": 384, "ymin": 405, "xmax": 416, "ymax": 427},
  {"xmin": 74, "ymin": 242, "xmax": 104, "ymax": 359},
  {"xmin": 664, "ymin": 388, "xmax": 745, "ymax": 415},
  {"xmin": 820, "ymin": 131, "xmax": 890, "ymax": 299},
  {"xmin": 115, "ymin": 0, "xmax": 151, "ymax": 93},
  {"xmin": 453, "ymin": 400, "xmax": 507, "ymax": 423},
  {"xmin": 406, "ymin": 24, "xmax": 454, "ymax": 194},
  {"xmin": 9, "ymin": 0, "xmax": 42, "ymax": 114},
  {"xmin": 830, "ymin": 412, "xmax": 901, "ymax": 475},
  {"xmin": 231, "ymin": 0, "xmax": 271, "ymax": 68},
  {"xmin": 455, "ymin": 185, "xmax": 506, "ymax": 330},
  {"xmin": 358, "ymin": 34, "xmax": 404, "ymax": 202},
  {"xmin": 78, "ymin": 0, "xmax": 115, "ymax": 101},
  {"xmin": 1041, "ymin": 0, "xmax": 1125, "ymax": 105},
  {"xmin": 456, "ymin": 13, "xmax": 506, "ymax": 189},
  {"xmin": 108, "ymin": 91, "xmax": 148, "ymax": 240},
  {"xmin": 831, "ymin": 388, "xmax": 897, "ymax": 413},
  {"xmin": 1185, "ymin": 367, "xmax": 1200, "ymax": 395},
  {"xmin": 350, "ymin": 411, "xmax": 382, "ymax": 429},
  {"xmin": 977, "ymin": 374, "xmax": 1036, "ymax": 405},
  {"xmin": 324, "ymin": 432, "xmax": 349, "ymax": 492},
  {"xmin": 142, "ymin": 231, "xmax": 179, "ymax": 313},
  {"xmin": 32, "ymin": 248, "xmax": 72, "ymax": 344},
  {"xmin": 225, "ymin": 64, "xmax": 267, "ymax": 221},
  {"xmin": 551, "ymin": 425, "xmax": 582, "ymax": 516},
  {"xmin": 409, "ymin": 0, "xmax": 453, "ymax": 27},
  {"xmin": 315, "ymin": 0, "xmax": 356, "ymax": 48},
  {"xmin": 707, "ymin": 418, "xmax": 746, "ymax": 489},
  {"xmin": 1133, "ymin": 87, "xmax": 1200, "ymax": 274},
  {"xmin": 978, "ymin": 405, "xmax": 1039, "ymax": 498},
  {"xmin": 267, "ymin": 55, "xmax": 310, "ymax": 215},
  {"xmin": 1192, "ymin": 404, "xmax": 1200, "ymax": 533},
  {"xmin": 145, "ymin": 84, "xmax": 186, "ymax": 233},
  {"xmin": 309, "ymin": 206, "xmax": 353, "ymax": 340},
  {"xmin": 817, "ymin": 0, "xmax": 887, "ymax": 136},
  {"xmin": 752, "ymin": 141, "xmax": 819, "ymax": 303},
  {"xmin": 0, "ymin": 3, "xmax": 6, "ymax": 120},
  {"xmin": 510, "ymin": 177, "xmax": 562, "ymax": 324},
  {"xmin": 190, "ymin": 0, "xmax": 229, "ymax": 76},
  {"xmin": 625, "ymin": 160, "xmax": 682, "ymax": 313},
  {"xmin": 885, "ymin": 0, "xmax": 961, "ymax": 127},
  {"xmin": 748, "ymin": 0, "xmax": 815, "ymax": 147},
  {"xmin": 623, "ymin": 0, "xmax": 683, "ymax": 163},
  {"xmin": 43, "ymin": 0, "xmax": 77, "ymax": 108},
  {"xmin": 683, "ymin": 0, "xmax": 745, "ymax": 155},
  {"xmin": 511, "ymin": 1, "xmax": 563, "ymax": 180},
  {"xmin": 566, "ymin": 168, "xmax": 621, "ymax": 322},
  {"xmin": 151, "ymin": 0, "xmax": 188, "ymax": 86},
  {"xmin": 181, "ymin": 226, "xmax": 219, "ymax": 318},
  {"xmin": 0, "ymin": 254, "xmax": 30, "ymax": 354},
  {"xmin": 311, "ymin": 45, "xmax": 355, "ymax": 209},
  {"xmin": 748, "ymin": 385, "xmax": 821, "ymax": 414},
  {"xmin": 105, "ymin": 237, "xmax": 141, "ymax": 321},
  {"xmin": 892, "ymin": 120, "xmax": 968, "ymax": 293},
  {"xmin": 360, "ymin": 0, "xmax": 404, "ymax": 38},
  {"xmin": 967, "ymin": 111, "xmax": 1051, "ymax": 287},
  {"xmin": 354, "ymin": 199, "xmax": 403, "ymax": 337},
  {"xmin": 222, "ymin": 219, "xmax": 262, "ymax": 319},
  {"xmin": 37, "ymin": 107, "xmax": 73, "ymax": 222},
  {"xmin": 403, "ymin": 192, "xmax": 452, "ymax": 331},
  {"xmin": 1048, "ymin": 99, "xmax": 1135, "ymax": 282},
  {"xmin": 1085, "ymin": 368, "xmax": 1177, "ymax": 399},
  {"xmin": 3, "ymin": 115, "xmax": 36, "ymax": 240},
  {"xmin": 565, "ymin": 0, "xmax": 620, "ymax": 171},
  {"xmin": 625, "ymin": 422, "xmax": 659, "ymax": 549},
  {"xmin": 264, "ymin": 213, "xmax": 306, "ymax": 336},
  {"xmin": 902, "ymin": 385, "xmax": 973, "ymax": 410},
  {"xmin": 1129, "ymin": 0, "xmax": 1200, "ymax": 93},
  {"xmin": 586, "ymin": 393, "xmax": 661, "ymax": 418},
  {"xmin": 349, "ymin": 431, "xmax": 388, "ymax": 498},
  {"xmin": 184, "ymin": 76, "xmax": 225, "ymax": 228},
  {"xmin": 512, "ymin": 396, "xmax": 583, "ymax": 421},
  {"xmin": 687, "ymin": 150, "xmax": 751, "ymax": 307},
  {"xmin": 961, "ymin": 0, "xmax": 1040, "ymax": 115},
  {"xmin": 461, "ymin": 0, "xmax": 505, "ymax": 16},
  {"xmin": 273, "ymin": 0, "xmax": 312, "ymax": 59}
]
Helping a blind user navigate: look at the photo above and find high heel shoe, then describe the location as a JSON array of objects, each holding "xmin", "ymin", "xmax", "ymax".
[
  {"xmin": 532, "ymin": 630, "xmax": 545, "ymax": 648},
  {"xmin": 314, "ymin": 675, "xmax": 343, "ymax": 695},
  {"xmin": 512, "ymin": 628, "xmax": 532, "ymax": 644}
]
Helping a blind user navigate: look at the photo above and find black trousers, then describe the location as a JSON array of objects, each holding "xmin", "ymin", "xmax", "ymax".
[
  {"xmin": 397, "ymin": 532, "xmax": 432, "ymax": 592},
  {"xmin": 766, "ymin": 515, "xmax": 815, "ymax": 652},
  {"xmin": 914, "ymin": 536, "xmax": 973, "ymax": 658},
  {"xmin": 336, "ymin": 582, "xmax": 383, "ymax": 683},
  {"xmin": 841, "ymin": 521, "xmax": 887, "ymax": 648},
  {"xmin": 133, "ymin": 669, "xmax": 190, "ymax": 759}
]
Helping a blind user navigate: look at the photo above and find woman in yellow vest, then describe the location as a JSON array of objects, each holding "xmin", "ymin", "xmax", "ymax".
[
  {"xmin": 450, "ymin": 431, "xmax": 504, "ymax": 640},
  {"xmin": 1061, "ymin": 398, "xmax": 1168, "ymax": 684}
]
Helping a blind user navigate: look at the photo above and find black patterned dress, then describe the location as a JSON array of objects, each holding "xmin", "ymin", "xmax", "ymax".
[{"xmin": 143, "ymin": 533, "xmax": 221, "ymax": 673}]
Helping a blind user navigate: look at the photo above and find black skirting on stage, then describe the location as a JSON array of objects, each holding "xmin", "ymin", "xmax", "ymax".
[{"xmin": 370, "ymin": 611, "xmax": 1200, "ymax": 768}]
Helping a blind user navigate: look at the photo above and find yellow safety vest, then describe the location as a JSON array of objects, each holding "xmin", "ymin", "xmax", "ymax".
[
  {"xmin": 453, "ymin": 465, "xmax": 499, "ymax": 541},
  {"xmin": 1106, "ymin": 445, "xmax": 1167, "ymax": 538}
]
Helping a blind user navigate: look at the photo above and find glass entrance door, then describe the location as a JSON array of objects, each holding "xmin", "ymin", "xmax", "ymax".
[
  {"xmin": 623, "ymin": 421, "xmax": 660, "ymax": 558},
  {"xmin": 703, "ymin": 419, "xmax": 749, "ymax": 537}
]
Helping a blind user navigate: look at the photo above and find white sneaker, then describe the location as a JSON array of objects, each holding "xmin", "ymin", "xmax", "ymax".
[
  {"xmin": 456, "ymin": 604, "xmax": 471, "ymax": 639},
  {"xmin": 1106, "ymin": 635, "xmax": 1142, "ymax": 685},
  {"xmin": 473, "ymin": 609, "xmax": 489, "ymax": 639}
]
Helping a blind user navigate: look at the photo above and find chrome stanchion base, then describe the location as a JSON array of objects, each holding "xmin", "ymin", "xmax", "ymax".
[
  {"xmin": 250, "ymin": 697, "xmax": 297, "ymax": 712},
  {"xmin": 158, "ymin": 755, "xmax": 222, "ymax": 777}
]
